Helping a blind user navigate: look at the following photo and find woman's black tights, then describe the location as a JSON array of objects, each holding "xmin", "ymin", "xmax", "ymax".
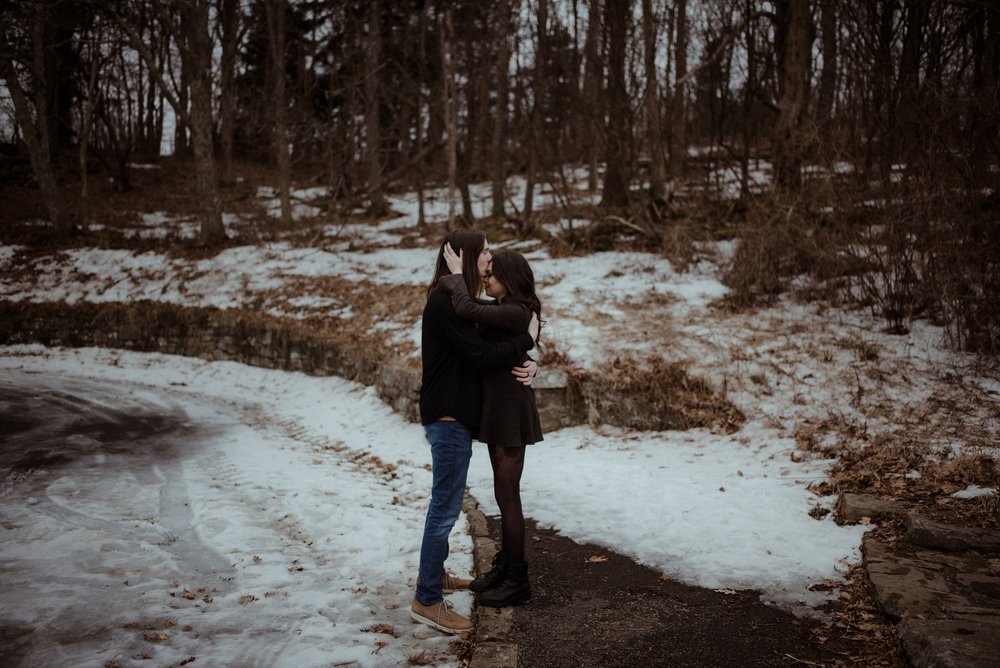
[{"xmin": 488, "ymin": 443, "xmax": 526, "ymax": 562}]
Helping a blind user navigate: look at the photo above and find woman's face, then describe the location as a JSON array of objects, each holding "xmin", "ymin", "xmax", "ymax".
[{"xmin": 484, "ymin": 263, "xmax": 507, "ymax": 301}]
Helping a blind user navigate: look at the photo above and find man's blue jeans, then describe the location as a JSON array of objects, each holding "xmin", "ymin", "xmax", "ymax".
[{"xmin": 416, "ymin": 420, "xmax": 473, "ymax": 606}]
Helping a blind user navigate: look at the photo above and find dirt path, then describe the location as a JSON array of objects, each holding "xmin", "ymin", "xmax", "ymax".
[{"xmin": 496, "ymin": 518, "xmax": 898, "ymax": 668}]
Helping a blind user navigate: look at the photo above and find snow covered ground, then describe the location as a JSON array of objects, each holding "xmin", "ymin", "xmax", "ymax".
[{"xmin": 2, "ymin": 175, "xmax": 998, "ymax": 666}]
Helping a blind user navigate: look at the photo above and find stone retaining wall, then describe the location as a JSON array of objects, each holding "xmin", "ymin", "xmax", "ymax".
[{"xmin": 0, "ymin": 300, "xmax": 739, "ymax": 433}]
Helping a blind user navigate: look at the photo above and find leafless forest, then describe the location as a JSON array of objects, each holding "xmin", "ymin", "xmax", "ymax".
[{"xmin": 1, "ymin": 0, "xmax": 998, "ymax": 352}]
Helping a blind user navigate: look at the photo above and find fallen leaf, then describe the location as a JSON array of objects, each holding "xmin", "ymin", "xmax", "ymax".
[
  {"xmin": 238, "ymin": 594, "xmax": 257, "ymax": 605},
  {"xmin": 585, "ymin": 555, "xmax": 608, "ymax": 564},
  {"xmin": 362, "ymin": 623, "xmax": 400, "ymax": 637},
  {"xmin": 713, "ymin": 588, "xmax": 738, "ymax": 595},
  {"xmin": 144, "ymin": 632, "xmax": 169, "ymax": 642},
  {"xmin": 658, "ymin": 575, "xmax": 670, "ymax": 581},
  {"xmin": 408, "ymin": 651, "xmax": 433, "ymax": 665}
]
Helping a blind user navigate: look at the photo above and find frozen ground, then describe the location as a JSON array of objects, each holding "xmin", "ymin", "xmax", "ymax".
[
  {"xmin": 1, "ymin": 345, "xmax": 868, "ymax": 667},
  {"xmin": 2, "ymin": 173, "xmax": 998, "ymax": 666}
]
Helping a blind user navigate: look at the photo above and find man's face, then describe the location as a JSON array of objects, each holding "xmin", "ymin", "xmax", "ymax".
[{"xmin": 477, "ymin": 241, "xmax": 492, "ymax": 278}]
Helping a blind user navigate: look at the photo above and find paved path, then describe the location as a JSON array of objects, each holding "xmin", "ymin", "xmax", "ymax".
[{"xmin": 467, "ymin": 511, "xmax": 897, "ymax": 667}]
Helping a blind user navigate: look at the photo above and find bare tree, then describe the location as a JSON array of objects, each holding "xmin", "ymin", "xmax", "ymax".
[
  {"xmin": 441, "ymin": 7, "xmax": 458, "ymax": 228},
  {"xmin": 816, "ymin": 0, "xmax": 838, "ymax": 156},
  {"xmin": 970, "ymin": 1, "xmax": 1000, "ymax": 188},
  {"xmin": 581, "ymin": 0, "xmax": 604, "ymax": 192},
  {"xmin": 668, "ymin": 0, "xmax": 688, "ymax": 179},
  {"xmin": 522, "ymin": 0, "xmax": 549, "ymax": 223},
  {"xmin": 105, "ymin": 0, "xmax": 225, "ymax": 244},
  {"xmin": 265, "ymin": 0, "xmax": 292, "ymax": 224},
  {"xmin": 771, "ymin": 0, "xmax": 813, "ymax": 189},
  {"xmin": 601, "ymin": 0, "xmax": 631, "ymax": 208},
  {"xmin": 179, "ymin": 0, "xmax": 225, "ymax": 243},
  {"xmin": 365, "ymin": 0, "xmax": 388, "ymax": 218},
  {"xmin": 0, "ymin": 3, "xmax": 69, "ymax": 233},
  {"xmin": 490, "ymin": 0, "xmax": 512, "ymax": 219},
  {"xmin": 218, "ymin": 0, "xmax": 240, "ymax": 185},
  {"xmin": 641, "ymin": 0, "xmax": 666, "ymax": 200},
  {"xmin": 79, "ymin": 25, "xmax": 103, "ymax": 229}
]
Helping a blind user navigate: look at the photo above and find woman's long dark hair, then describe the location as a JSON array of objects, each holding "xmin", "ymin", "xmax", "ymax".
[
  {"xmin": 489, "ymin": 251, "xmax": 542, "ymax": 342},
  {"xmin": 427, "ymin": 229, "xmax": 486, "ymax": 298}
]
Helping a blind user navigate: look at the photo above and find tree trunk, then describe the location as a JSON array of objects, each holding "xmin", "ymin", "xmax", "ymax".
[
  {"xmin": 0, "ymin": 7, "xmax": 68, "ymax": 233},
  {"xmin": 79, "ymin": 29, "xmax": 101, "ymax": 230},
  {"xmin": 895, "ymin": 0, "xmax": 929, "ymax": 167},
  {"xmin": 641, "ymin": 0, "xmax": 666, "ymax": 200},
  {"xmin": 490, "ymin": 0, "xmax": 510, "ymax": 219},
  {"xmin": 668, "ymin": 0, "xmax": 687, "ymax": 179},
  {"xmin": 460, "ymin": 16, "xmax": 480, "ymax": 227},
  {"xmin": 739, "ymin": 0, "xmax": 755, "ymax": 198},
  {"xmin": 180, "ymin": 0, "xmax": 225, "ymax": 244},
  {"xmin": 365, "ymin": 0, "xmax": 388, "ymax": 218},
  {"xmin": 772, "ymin": 0, "xmax": 813, "ymax": 190},
  {"xmin": 816, "ymin": 0, "xmax": 838, "ymax": 156},
  {"xmin": 42, "ymin": 0, "xmax": 83, "ymax": 160},
  {"xmin": 266, "ymin": 0, "xmax": 292, "ymax": 224},
  {"xmin": 601, "ymin": 0, "xmax": 631, "ymax": 208},
  {"xmin": 523, "ymin": 0, "xmax": 548, "ymax": 224},
  {"xmin": 582, "ymin": 0, "xmax": 603, "ymax": 192},
  {"xmin": 219, "ymin": 0, "xmax": 238, "ymax": 185},
  {"xmin": 416, "ymin": 5, "xmax": 428, "ymax": 227},
  {"xmin": 971, "ymin": 3, "xmax": 1000, "ymax": 188},
  {"xmin": 171, "ymin": 30, "xmax": 190, "ymax": 159},
  {"xmin": 441, "ymin": 8, "xmax": 458, "ymax": 229}
]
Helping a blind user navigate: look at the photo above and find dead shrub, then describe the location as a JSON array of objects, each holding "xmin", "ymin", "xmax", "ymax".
[
  {"xmin": 582, "ymin": 355, "xmax": 745, "ymax": 433},
  {"xmin": 842, "ymin": 183, "xmax": 999, "ymax": 352},
  {"xmin": 943, "ymin": 452, "xmax": 999, "ymax": 490}
]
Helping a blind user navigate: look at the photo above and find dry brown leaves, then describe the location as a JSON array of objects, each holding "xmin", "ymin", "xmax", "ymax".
[{"xmin": 584, "ymin": 355, "xmax": 746, "ymax": 433}]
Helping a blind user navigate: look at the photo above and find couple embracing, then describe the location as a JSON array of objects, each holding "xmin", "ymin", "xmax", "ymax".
[{"xmin": 411, "ymin": 229, "xmax": 544, "ymax": 634}]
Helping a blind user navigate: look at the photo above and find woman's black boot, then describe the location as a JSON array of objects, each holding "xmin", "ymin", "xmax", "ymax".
[
  {"xmin": 478, "ymin": 560, "xmax": 531, "ymax": 607},
  {"xmin": 470, "ymin": 551, "xmax": 508, "ymax": 593}
]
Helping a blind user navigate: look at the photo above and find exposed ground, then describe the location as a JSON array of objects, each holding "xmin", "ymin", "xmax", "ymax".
[{"xmin": 497, "ymin": 518, "xmax": 900, "ymax": 668}]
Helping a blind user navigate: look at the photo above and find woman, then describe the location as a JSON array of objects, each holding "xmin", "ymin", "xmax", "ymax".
[
  {"xmin": 439, "ymin": 245, "xmax": 543, "ymax": 607},
  {"xmin": 412, "ymin": 230, "xmax": 539, "ymax": 634}
]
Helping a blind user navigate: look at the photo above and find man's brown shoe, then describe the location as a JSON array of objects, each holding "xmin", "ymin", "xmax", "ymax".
[
  {"xmin": 416, "ymin": 571, "xmax": 472, "ymax": 593},
  {"xmin": 410, "ymin": 598, "xmax": 473, "ymax": 635},
  {"xmin": 442, "ymin": 571, "xmax": 471, "ymax": 593}
]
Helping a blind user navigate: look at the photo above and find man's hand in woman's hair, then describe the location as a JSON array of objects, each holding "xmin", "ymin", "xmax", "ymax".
[
  {"xmin": 443, "ymin": 243, "xmax": 463, "ymax": 274},
  {"xmin": 512, "ymin": 360, "xmax": 538, "ymax": 387}
]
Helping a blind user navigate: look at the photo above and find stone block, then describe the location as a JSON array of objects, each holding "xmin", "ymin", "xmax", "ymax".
[
  {"xmin": 839, "ymin": 492, "xmax": 910, "ymax": 523},
  {"xmin": 863, "ymin": 537, "xmax": 1000, "ymax": 620},
  {"xmin": 907, "ymin": 513, "xmax": 1000, "ymax": 554},
  {"xmin": 898, "ymin": 615, "xmax": 1000, "ymax": 668},
  {"xmin": 475, "ymin": 537, "xmax": 498, "ymax": 573},
  {"xmin": 473, "ymin": 607, "xmax": 515, "ymax": 642},
  {"xmin": 469, "ymin": 641, "xmax": 518, "ymax": 668}
]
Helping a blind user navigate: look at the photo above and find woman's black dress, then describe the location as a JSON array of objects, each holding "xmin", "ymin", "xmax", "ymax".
[{"xmin": 439, "ymin": 274, "xmax": 544, "ymax": 447}]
